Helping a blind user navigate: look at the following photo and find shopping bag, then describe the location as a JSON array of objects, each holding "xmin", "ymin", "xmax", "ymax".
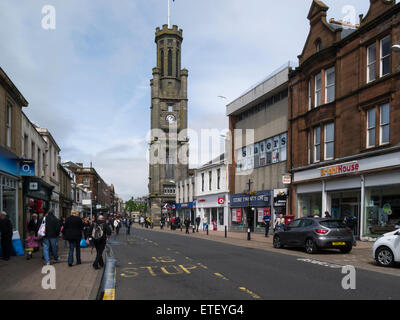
[
  {"xmin": 38, "ymin": 217, "xmax": 46, "ymax": 238},
  {"xmin": 80, "ymin": 237, "xmax": 88, "ymax": 248}
]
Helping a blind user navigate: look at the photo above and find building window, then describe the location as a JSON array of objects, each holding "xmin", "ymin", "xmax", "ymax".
[
  {"xmin": 160, "ymin": 50, "xmax": 164, "ymax": 76},
  {"xmin": 307, "ymin": 131, "xmax": 311, "ymax": 164},
  {"xmin": 217, "ymin": 169, "xmax": 221, "ymax": 190},
  {"xmin": 280, "ymin": 133, "xmax": 287, "ymax": 161},
  {"xmin": 23, "ymin": 134, "xmax": 28, "ymax": 158},
  {"xmin": 325, "ymin": 67, "xmax": 335, "ymax": 103},
  {"xmin": 367, "ymin": 108, "xmax": 376, "ymax": 148},
  {"xmin": 367, "ymin": 43, "xmax": 377, "ymax": 83},
  {"xmin": 168, "ymin": 105, "xmax": 173, "ymax": 112},
  {"xmin": 380, "ymin": 36, "xmax": 391, "ymax": 77},
  {"xmin": 324, "ymin": 123, "xmax": 334, "ymax": 160},
  {"xmin": 315, "ymin": 73, "xmax": 322, "ymax": 107},
  {"xmin": 201, "ymin": 173, "xmax": 204, "ymax": 192},
  {"xmin": 209, "ymin": 171, "xmax": 212, "ymax": 191},
  {"xmin": 314, "ymin": 126, "xmax": 321, "ymax": 163},
  {"xmin": 308, "ymin": 79, "xmax": 312, "ymax": 110},
  {"xmin": 380, "ymin": 103, "xmax": 390, "ymax": 145},
  {"xmin": 31, "ymin": 142, "xmax": 35, "ymax": 162},
  {"xmin": 316, "ymin": 40, "xmax": 322, "ymax": 52},
  {"xmin": 6, "ymin": 103, "xmax": 12, "ymax": 147},
  {"xmin": 168, "ymin": 49, "xmax": 172, "ymax": 76},
  {"xmin": 83, "ymin": 177, "xmax": 90, "ymax": 186}
]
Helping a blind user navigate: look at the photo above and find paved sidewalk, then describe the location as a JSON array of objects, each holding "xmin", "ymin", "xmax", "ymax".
[
  {"xmin": 133, "ymin": 225, "xmax": 400, "ymax": 277},
  {"xmin": 0, "ymin": 242, "xmax": 102, "ymax": 300}
]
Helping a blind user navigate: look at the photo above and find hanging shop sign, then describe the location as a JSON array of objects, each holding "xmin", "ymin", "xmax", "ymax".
[
  {"xmin": 273, "ymin": 189, "xmax": 287, "ymax": 207},
  {"xmin": 19, "ymin": 160, "xmax": 35, "ymax": 177}
]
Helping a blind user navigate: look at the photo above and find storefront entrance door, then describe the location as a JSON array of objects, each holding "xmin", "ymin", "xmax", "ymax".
[{"xmin": 331, "ymin": 191, "xmax": 361, "ymax": 238}]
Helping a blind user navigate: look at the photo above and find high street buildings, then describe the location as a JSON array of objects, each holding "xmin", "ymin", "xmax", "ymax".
[
  {"xmin": 288, "ymin": 0, "xmax": 400, "ymax": 240},
  {"xmin": 226, "ymin": 64, "xmax": 293, "ymax": 233}
]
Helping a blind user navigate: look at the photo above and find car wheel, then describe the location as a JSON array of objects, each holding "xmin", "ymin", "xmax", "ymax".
[
  {"xmin": 305, "ymin": 238, "xmax": 317, "ymax": 254},
  {"xmin": 339, "ymin": 243, "xmax": 352, "ymax": 254},
  {"xmin": 273, "ymin": 236, "xmax": 283, "ymax": 249},
  {"xmin": 375, "ymin": 246, "xmax": 395, "ymax": 267}
]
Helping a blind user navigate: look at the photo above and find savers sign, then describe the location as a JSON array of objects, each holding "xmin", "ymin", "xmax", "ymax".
[{"xmin": 320, "ymin": 162, "xmax": 359, "ymax": 177}]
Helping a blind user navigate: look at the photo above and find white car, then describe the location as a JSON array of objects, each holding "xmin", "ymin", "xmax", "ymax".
[{"xmin": 372, "ymin": 228, "xmax": 400, "ymax": 267}]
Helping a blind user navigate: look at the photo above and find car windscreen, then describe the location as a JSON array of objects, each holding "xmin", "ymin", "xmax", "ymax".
[{"xmin": 319, "ymin": 220, "xmax": 347, "ymax": 229}]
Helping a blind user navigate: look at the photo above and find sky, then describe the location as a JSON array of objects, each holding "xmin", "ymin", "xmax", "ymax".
[{"xmin": 0, "ymin": 0, "xmax": 374, "ymax": 201}]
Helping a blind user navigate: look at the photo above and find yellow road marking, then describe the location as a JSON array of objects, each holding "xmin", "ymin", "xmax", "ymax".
[
  {"xmin": 239, "ymin": 287, "xmax": 261, "ymax": 299},
  {"xmin": 215, "ymin": 273, "xmax": 229, "ymax": 280},
  {"xmin": 197, "ymin": 263, "xmax": 208, "ymax": 270},
  {"xmin": 179, "ymin": 265, "xmax": 198, "ymax": 274},
  {"xmin": 160, "ymin": 266, "xmax": 183, "ymax": 275},
  {"xmin": 103, "ymin": 289, "xmax": 115, "ymax": 300},
  {"xmin": 141, "ymin": 266, "xmax": 157, "ymax": 276}
]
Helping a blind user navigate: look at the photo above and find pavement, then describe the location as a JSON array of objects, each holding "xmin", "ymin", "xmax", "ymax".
[
  {"xmin": 112, "ymin": 227, "xmax": 400, "ymax": 300},
  {"xmin": 0, "ymin": 240, "xmax": 103, "ymax": 300},
  {"xmin": 133, "ymin": 224, "xmax": 400, "ymax": 278}
]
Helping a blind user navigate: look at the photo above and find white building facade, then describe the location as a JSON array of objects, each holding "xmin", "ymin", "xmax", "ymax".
[{"xmin": 195, "ymin": 154, "xmax": 229, "ymax": 231}]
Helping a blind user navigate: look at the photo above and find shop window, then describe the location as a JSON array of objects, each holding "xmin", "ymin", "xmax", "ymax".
[
  {"xmin": 308, "ymin": 79, "xmax": 312, "ymax": 110},
  {"xmin": 380, "ymin": 103, "xmax": 390, "ymax": 145},
  {"xmin": 266, "ymin": 138, "xmax": 272, "ymax": 165},
  {"xmin": 364, "ymin": 186, "xmax": 400, "ymax": 236},
  {"xmin": 218, "ymin": 207, "xmax": 224, "ymax": 226},
  {"xmin": 367, "ymin": 108, "xmax": 376, "ymax": 148},
  {"xmin": 6, "ymin": 103, "xmax": 12, "ymax": 148},
  {"xmin": 297, "ymin": 193, "xmax": 322, "ymax": 218},
  {"xmin": 367, "ymin": 43, "xmax": 377, "ymax": 83},
  {"xmin": 272, "ymin": 136, "xmax": 280, "ymax": 164},
  {"xmin": 280, "ymin": 133, "xmax": 287, "ymax": 161}
]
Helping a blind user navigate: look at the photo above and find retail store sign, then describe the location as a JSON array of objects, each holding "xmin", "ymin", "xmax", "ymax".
[
  {"xmin": 29, "ymin": 182, "xmax": 39, "ymax": 191},
  {"xmin": 282, "ymin": 175, "xmax": 291, "ymax": 185},
  {"xmin": 218, "ymin": 198, "xmax": 225, "ymax": 205},
  {"xmin": 320, "ymin": 161, "xmax": 359, "ymax": 177}
]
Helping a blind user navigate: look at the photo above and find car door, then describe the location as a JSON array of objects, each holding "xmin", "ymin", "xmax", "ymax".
[
  {"xmin": 394, "ymin": 230, "xmax": 400, "ymax": 262},
  {"xmin": 284, "ymin": 219, "xmax": 302, "ymax": 246},
  {"xmin": 297, "ymin": 219, "xmax": 314, "ymax": 245}
]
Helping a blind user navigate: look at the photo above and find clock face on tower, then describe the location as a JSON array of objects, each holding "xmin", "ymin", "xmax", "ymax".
[{"xmin": 166, "ymin": 114, "xmax": 176, "ymax": 123}]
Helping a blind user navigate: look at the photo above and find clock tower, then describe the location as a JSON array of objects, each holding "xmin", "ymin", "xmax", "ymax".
[{"xmin": 148, "ymin": 24, "xmax": 189, "ymax": 225}]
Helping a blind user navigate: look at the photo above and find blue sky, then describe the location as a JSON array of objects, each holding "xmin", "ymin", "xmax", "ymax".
[{"xmin": 0, "ymin": 0, "xmax": 374, "ymax": 200}]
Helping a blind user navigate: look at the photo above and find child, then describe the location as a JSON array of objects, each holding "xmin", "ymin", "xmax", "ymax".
[{"xmin": 25, "ymin": 231, "xmax": 40, "ymax": 260}]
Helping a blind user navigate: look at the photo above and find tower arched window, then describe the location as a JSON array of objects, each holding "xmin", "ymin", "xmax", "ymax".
[
  {"xmin": 168, "ymin": 49, "xmax": 173, "ymax": 76},
  {"xmin": 316, "ymin": 39, "xmax": 322, "ymax": 52},
  {"xmin": 160, "ymin": 50, "xmax": 164, "ymax": 76},
  {"xmin": 176, "ymin": 49, "xmax": 180, "ymax": 77}
]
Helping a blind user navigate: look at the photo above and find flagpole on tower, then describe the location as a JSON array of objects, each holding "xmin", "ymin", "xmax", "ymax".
[{"xmin": 168, "ymin": 0, "xmax": 171, "ymax": 28}]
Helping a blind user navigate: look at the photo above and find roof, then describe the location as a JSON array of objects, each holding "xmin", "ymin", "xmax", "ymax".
[{"xmin": 0, "ymin": 67, "xmax": 28, "ymax": 107}]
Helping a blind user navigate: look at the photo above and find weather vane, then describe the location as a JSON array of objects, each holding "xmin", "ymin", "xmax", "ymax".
[{"xmin": 168, "ymin": 0, "xmax": 175, "ymax": 28}]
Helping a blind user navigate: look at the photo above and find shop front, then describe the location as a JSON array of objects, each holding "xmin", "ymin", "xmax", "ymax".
[
  {"xmin": 22, "ymin": 177, "xmax": 53, "ymax": 238},
  {"xmin": 293, "ymin": 152, "xmax": 400, "ymax": 240},
  {"xmin": 230, "ymin": 190, "xmax": 271, "ymax": 233},
  {"xmin": 176, "ymin": 201, "xmax": 196, "ymax": 222},
  {"xmin": 196, "ymin": 194, "xmax": 229, "ymax": 231}
]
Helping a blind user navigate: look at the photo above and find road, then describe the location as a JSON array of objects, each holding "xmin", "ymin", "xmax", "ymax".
[{"xmin": 110, "ymin": 226, "xmax": 400, "ymax": 300}]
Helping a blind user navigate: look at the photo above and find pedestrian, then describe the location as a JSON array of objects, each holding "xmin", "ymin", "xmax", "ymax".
[
  {"xmin": 60, "ymin": 217, "xmax": 68, "ymax": 248},
  {"xmin": 202, "ymin": 216, "xmax": 208, "ymax": 232},
  {"xmin": 114, "ymin": 217, "xmax": 121, "ymax": 235},
  {"xmin": 184, "ymin": 217, "xmax": 190, "ymax": 234},
  {"xmin": 27, "ymin": 213, "xmax": 40, "ymax": 236},
  {"xmin": 40, "ymin": 209, "xmax": 61, "ymax": 265},
  {"xmin": 175, "ymin": 216, "xmax": 181, "ymax": 230},
  {"xmin": 25, "ymin": 231, "xmax": 40, "ymax": 260},
  {"xmin": 344, "ymin": 211, "xmax": 357, "ymax": 247},
  {"xmin": 195, "ymin": 215, "xmax": 201, "ymax": 232},
  {"xmin": 171, "ymin": 216, "xmax": 176, "ymax": 230},
  {"xmin": 83, "ymin": 218, "xmax": 91, "ymax": 240},
  {"xmin": 146, "ymin": 216, "xmax": 152, "ymax": 229},
  {"xmin": 324, "ymin": 211, "xmax": 331, "ymax": 218},
  {"xmin": 140, "ymin": 215, "xmax": 145, "ymax": 228},
  {"xmin": 263, "ymin": 211, "xmax": 271, "ymax": 237},
  {"xmin": 0, "ymin": 211, "xmax": 13, "ymax": 261},
  {"xmin": 274, "ymin": 214, "xmax": 285, "ymax": 232},
  {"xmin": 160, "ymin": 215, "xmax": 166, "ymax": 230},
  {"xmin": 126, "ymin": 218, "xmax": 132, "ymax": 235},
  {"xmin": 87, "ymin": 215, "xmax": 111, "ymax": 270},
  {"xmin": 62, "ymin": 210, "xmax": 84, "ymax": 267}
]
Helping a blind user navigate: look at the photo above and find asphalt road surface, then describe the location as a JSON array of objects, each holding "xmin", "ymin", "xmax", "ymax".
[{"xmin": 110, "ymin": 226, "xmax": 400, "ymax": 300}]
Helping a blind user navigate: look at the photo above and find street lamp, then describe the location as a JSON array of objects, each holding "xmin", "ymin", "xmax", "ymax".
[{"xmin": 392, "ymin": 44, "xmax": 400, "ymax": 53}]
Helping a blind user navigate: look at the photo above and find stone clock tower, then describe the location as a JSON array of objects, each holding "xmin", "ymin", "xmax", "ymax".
[{"xmin": 148, "ymin": 24, "xmax": 189, "ymax": 225}]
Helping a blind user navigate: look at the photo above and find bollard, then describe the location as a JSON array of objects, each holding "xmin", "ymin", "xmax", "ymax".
[
  {"xmin": 192, "ymin": 225, "xmax": 195, "ymax": 233},
  {"xmin": 225, "ymin": 226, "xmax": 227, "ymax": 238},
  {"xmin": 207, "ymin": 225, "xmax": 209, "ymax": 235},
  {"xmin": 247, "ymin": 228, "xmax": 251, "ymax": 241}
]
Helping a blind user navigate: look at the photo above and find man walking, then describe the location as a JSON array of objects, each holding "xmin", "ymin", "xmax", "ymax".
[
  {"xmin": 0, "ymin": 211, "xmax": 13, "ymax": 261},
  {"xmin": 62, "ymin": 210, "xmax": 83, "ymax": 267},
  {"xmin": 41, "ymin": 210, "xmax": 61, "ymax": 265},
  {"xmin": 160, "ymin": 214, "xmax": 166, "ymax": 230},
  {"xmin": 195, "ymin": 215, "xmax": 201, "ymax": 232},
  {"xmin": 87, "ymin": 215, "xmax": 111, "ymax": 270},
  {"xmin": 263, "ymin": 211, "xmax": 271, "ymax": 237},
  {"xmin": 126, "ymin": 218, "xmax": 132, "ymax": 235},
  {"xmin": 184, "ymin": 216, "xmax": 191, "ymax": 234}
]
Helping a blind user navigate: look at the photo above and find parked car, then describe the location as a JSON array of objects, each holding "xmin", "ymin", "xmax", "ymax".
[
  {"xmin": 273, "ymin": 218, "xmax": 354, "ymax": 254},
  {"xmin": 372, "ymin": 228, "xmax": 400, "ymax": 267}
]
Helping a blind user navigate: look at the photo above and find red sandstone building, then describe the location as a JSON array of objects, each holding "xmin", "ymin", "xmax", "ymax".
[{"xmin": 288, "ymin": 0, "xmax": 400, "ymax": 240}]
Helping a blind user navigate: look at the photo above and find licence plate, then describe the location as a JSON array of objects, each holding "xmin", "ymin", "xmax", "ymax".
[{"xmin": 332, "ymin": 242, "xmax": 346, "ymax": 246}]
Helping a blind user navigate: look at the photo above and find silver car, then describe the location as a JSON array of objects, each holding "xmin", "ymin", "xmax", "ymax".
[{"xmin": 273, "ymin": 218, "xmax": 354, "ymax": 254}]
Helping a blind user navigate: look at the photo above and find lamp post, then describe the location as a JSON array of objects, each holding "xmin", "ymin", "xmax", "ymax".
[{"xmin": 246, "ymin": 179, "xmax": 253, "ymax": 240}]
